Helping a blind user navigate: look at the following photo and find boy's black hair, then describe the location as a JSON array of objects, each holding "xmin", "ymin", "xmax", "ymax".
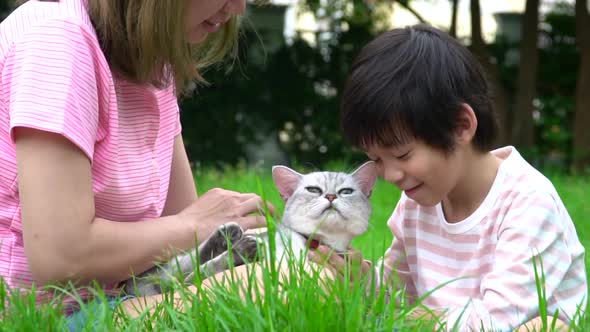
[{"xmin": 340, "ymin": 23, "xmax": 498, "ymax": 153}]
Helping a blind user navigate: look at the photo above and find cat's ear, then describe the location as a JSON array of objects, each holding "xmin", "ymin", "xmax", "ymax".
[
  {"xmin": 351, "ymin": 161, "xmax": 378, "ymax": 197},
  {"xmin": 272, "ymin": 165, "xmax": 303, "ymax": 201}
]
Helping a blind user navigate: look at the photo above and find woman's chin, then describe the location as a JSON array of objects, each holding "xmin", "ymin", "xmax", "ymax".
[{"xmin": 187, "ymin": 30, "xmax": 208, "ymax": 44}]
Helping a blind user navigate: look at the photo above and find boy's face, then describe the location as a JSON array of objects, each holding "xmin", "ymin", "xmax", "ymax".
[{"xmin": 365, "ymin": 141, "xmax": 464, "ymax": 207}]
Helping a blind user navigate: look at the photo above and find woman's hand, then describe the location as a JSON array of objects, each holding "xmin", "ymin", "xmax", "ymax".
[
  {"xmin": 308, "ymin": 244, "xmax": 373, "ymax": 284},
  {"xmin": 14, "ymin": 128, "xmax": 272, "ymax": 285},
  {"xmin": 178, "ymin": 188, "xmax": 274, "ymax": 242}
]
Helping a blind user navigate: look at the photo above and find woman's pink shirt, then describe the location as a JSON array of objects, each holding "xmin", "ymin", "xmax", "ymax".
[{"xmin": 0, "ymin": 0, "xmax": 182, "ymax": 310}]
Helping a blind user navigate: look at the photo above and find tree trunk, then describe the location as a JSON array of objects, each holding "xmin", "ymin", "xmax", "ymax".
[
  {"xmin": 391, "ymin": 0, "xmax": 427, "ymax": 23},
  {"xmin": 450, "ymin": 0, "xmax": 459, "ymax": 38},
  {"xmin": 573, "ymin": 0, "xmax": 590, "ymax": 172},
  {"xmin": 512, "ymin": 0, "xmax": 539, "ymax": 151},
  {"xmin": 470, "ymin": 0, "xmax": 510, "ymax": 147}
]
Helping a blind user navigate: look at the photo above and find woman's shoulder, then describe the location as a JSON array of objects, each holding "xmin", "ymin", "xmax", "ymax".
[
  {"xmin": 0, "ymin": 0, "xmax": 111, "ymax": 91},
  {"xmin": 1, "ymin": 0, "xmax": 98, "ymax": 56}
]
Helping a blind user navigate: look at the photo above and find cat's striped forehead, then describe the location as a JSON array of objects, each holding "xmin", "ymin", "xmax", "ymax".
[{"xmin": 299, "ymin": 171, "xmax": 357, "ymax": 189}]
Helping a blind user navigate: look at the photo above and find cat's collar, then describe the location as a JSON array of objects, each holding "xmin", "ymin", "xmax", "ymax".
[{"xmin": 296, "ymin": 232, "xmax": 321, "ymax": 250}]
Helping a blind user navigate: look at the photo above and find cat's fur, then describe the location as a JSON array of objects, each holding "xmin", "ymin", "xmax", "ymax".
[{"xmin": 122, "ymin": 162, "xmax": 378, "ymax": 296}]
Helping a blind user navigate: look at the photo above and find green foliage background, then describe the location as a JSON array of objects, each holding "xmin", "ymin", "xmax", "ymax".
[{"xmin": 179, "ymin": 1, "xmax": 582, "ymax": 173}]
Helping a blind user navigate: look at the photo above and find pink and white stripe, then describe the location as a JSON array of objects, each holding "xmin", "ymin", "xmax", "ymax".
[
  {"xmin": 378, "ymin": 146, "xmax": 587, "ymax": 331},
  {"xmin": 0, "ymin": 0, "xmax": 181, "ymax": 311}
]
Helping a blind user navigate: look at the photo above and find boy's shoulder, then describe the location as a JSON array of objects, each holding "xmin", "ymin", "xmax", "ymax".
[
  {"xmin": 396, "ymin": 146, "xmax": 565, "ymax": 221},
  {"xmin": 492, "ymin": 146, "xmax": 559, "ymax": 199},
  {"xmin": 489, "ymin": 146, "xmax": 575, "ymax": 225}
]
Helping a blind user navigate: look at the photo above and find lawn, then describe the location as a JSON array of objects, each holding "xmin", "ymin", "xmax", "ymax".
[
  {"xmin": 193, "ymin": 165, "xmax": 590, "ymax": 330},
  {"xmin": 0, "ymin": 165, "xmax": 587, "ymax": 331},
  {"xmin": 194, "ymin": 165, "xmax": 590, "ymax": 262}
]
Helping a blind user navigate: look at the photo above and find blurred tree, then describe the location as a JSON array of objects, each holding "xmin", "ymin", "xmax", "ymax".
[
  {"xmin": 487, "ymin": 3, "xmax": 579, "ymax": 171},
  {"xmin": 573, "ymin": 0, "xmax": 590, "ymax": 171},
  {"xmin": 535, "ymin": 3, "xmax": 578, "ymax": 171},
  {"xmin": 1, "ymin": 0, "xmax": 11, "ymax": 21},
  {"xmin": 512, "ymin": 0, "xmax": 540, "ymax": 153},
  {"xmin": 469, "ymin": 0, "xmax": 510, "ymax": 147},
  {"xmin": 392, "ymin": 0, "xmax": 426, "ymax": 23},
  {"xmin": 179, "ymin": 0, "xmax": 387, "ymax": 168},
  {"xmin": 449, "ymin": 0, "xmax": 459, "ymax": 38},
  {"xmin": 4, "ymin": 0, "xmax": 580, "ymax": 172}
]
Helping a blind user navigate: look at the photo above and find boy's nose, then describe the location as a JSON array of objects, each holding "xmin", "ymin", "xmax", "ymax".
[
  {"xmin": 224, "ymin": 0, "xmax": 246, "ymax": 16},
  {"xmin": 383, "ymin": 167, "xmax": 404, "ymax": 184}
]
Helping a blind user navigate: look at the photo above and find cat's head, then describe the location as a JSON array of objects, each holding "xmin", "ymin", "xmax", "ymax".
[{"xmin": 271, "ymin": 162, "xmax": 378, "ymax": 252}]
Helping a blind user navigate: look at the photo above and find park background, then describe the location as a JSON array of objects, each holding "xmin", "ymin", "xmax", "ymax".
[
  {"xmin": 2, "ymin": 0, "xmax": 589, "ymax": 174},
  {"xmin": 0, "ymin": 0, "xmax": 589, "ymax": 330}
]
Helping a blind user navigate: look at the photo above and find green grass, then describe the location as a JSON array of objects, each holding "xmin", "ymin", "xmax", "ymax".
[{"xmin": 0, "ymin": 165, "xmax": 587, "ymax": 331}]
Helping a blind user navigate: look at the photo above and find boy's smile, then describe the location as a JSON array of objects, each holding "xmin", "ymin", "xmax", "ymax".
[
  {"xmin": 365, "ymin": 140, "xmax": 464, "ymax": 208},
  {"xmin": 362, "ymin": 104, "xmax": 502, "ymax": 220},
  {"xmin": 366, "ymin": 137, "xmax": 502, "ymax": 223},
  {"xmin": 403, "ymin": 183, "xmax": 423, "ymax": 198}
]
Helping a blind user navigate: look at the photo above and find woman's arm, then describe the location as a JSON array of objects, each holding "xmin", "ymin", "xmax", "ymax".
[
  {"xmin": 15, "ymin": 128, "xmax": 266, "ymax": 286},
  {"xmin": 161, "ymin": 135, "xmax": 198, "ymax": 217}
]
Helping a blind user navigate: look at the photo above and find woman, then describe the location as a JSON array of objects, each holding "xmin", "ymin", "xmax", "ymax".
[{"xmin": 0, "ymin": 0, "xmax": 268, "ymax": 328}]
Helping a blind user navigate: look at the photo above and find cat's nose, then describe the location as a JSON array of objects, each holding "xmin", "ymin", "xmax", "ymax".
[{"xmin": 325, "ymin": 194, "xmax": 337, "ymax": 202}]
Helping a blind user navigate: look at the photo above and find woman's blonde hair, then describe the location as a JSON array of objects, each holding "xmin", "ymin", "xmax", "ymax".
[{"xmin": 13, "ymin": 0, "xmax": 240, "ymax": 95}]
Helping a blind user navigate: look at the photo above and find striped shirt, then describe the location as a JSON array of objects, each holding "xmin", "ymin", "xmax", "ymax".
[
  {"xmin": 0, "ymin": 0, "xmax": 181, "ymax": 310},
  {"xmin": 378, "ymin": 146, "xmax": 587, "ymax": 331}
]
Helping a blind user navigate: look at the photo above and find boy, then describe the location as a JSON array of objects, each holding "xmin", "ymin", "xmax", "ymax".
[{"xmin": 310, "ymin": 24, "xmax": 587, "ymax": 331}]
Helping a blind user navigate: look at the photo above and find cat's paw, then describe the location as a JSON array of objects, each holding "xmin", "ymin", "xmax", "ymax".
[
  {"xmin": 198, "ymin": 222, "xmax": 245, "ymax": 261},
  {"xmin": 216, "ymin": 222, "xmax": 244, "ymax": 246},
  {"xmin": 232, "ymin": 235, "xmax": 261, "ymax": 264}
]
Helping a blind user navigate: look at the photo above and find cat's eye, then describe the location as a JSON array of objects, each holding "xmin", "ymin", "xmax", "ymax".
[
  {"xmin": 305, "ymin": 186, "xmax": 323, "ymax": 195},
  {"xmin": 338, "ymin": 188, "xmax": 354, "ymax": 195}
]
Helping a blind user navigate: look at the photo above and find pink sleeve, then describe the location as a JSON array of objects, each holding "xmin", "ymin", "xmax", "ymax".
[
  {"xmin": 174, "ymin": 107, "xmax": 182, "ymax": 137},
  {"xmin": 169, "ymin": 84, "xmax": 182, "ymax": 137},
  {"xmin": 2, "ymin": 18, "xmax": 103, "ymax": 161}
]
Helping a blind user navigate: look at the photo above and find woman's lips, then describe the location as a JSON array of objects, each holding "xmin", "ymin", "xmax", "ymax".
[{"xmin": 203, "ymin": 20, "xmax": 221, "ymax": 33}]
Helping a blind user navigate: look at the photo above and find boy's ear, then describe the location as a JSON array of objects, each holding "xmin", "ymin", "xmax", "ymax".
[{"xmin": 455, "ymin": 103, "xmax": 478, "ymax": 145}]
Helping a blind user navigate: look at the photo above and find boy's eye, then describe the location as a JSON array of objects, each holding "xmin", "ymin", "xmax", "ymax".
[
  {"xmin": 305, "ymin": 186, "xmax": 322, "ymax": 194},
  {"xmin": 338, "ymin": 188, "xmax": 354, "ymax": 195},
  {"xmin": 395, "ymin": 151, "xmax": 411, "ymax": 160},
  {"xmin": 367, "ymin": 157, "xmax": 381, "ymax": 164}
]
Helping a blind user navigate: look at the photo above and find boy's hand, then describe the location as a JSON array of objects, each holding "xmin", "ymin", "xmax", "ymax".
[{"xmin": 308, "ymin": 245, "xmax": 372, "ymax": 283}]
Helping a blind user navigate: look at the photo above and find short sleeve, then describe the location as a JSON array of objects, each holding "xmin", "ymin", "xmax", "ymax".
[
  {"xmin": 169, "ymin": 84, "xmax": 182, "ymax": 137},
  {"xmin": 175, "ymin": 107, "xmax": 182, "ymax": 137},
  {"xmin": 2, "ymin": 18, "xmax": 101, "ymax": 161}
]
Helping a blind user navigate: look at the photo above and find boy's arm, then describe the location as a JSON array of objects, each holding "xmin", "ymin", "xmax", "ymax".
[{"xmin": 441, "ymin": 191, "xmax": 587, "ymax": 331}]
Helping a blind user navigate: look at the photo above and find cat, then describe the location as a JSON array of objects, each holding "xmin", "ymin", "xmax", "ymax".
[{"xmin": 122, "ymin": 161, "xmax": 378, "ymax": 296}]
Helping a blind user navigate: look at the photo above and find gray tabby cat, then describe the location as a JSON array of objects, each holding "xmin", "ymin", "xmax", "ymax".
[{"xmin": 122, "ymin": 161, "xmax": 378, "ymax": 296}]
